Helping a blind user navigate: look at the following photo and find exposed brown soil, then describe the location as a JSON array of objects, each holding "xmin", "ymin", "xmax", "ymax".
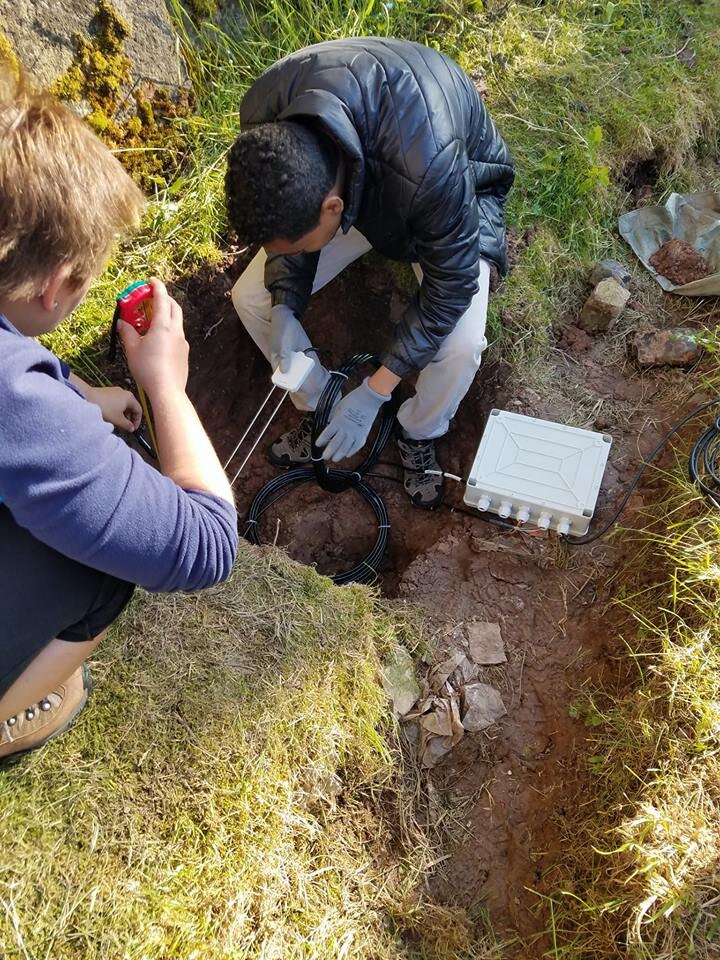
[
  {"xmin": 649, "ymin": 237, "xmax": 711, "ymax": 285},
  {"xmin": 171, "ymin": 249, "xmax": 709, "ymax": 955},
  {"xmin": 621, "ymin": 150, "xmax": 664, "ymax": 205}
]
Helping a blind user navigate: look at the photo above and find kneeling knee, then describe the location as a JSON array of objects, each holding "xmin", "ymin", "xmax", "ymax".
[{"xmin": 439, "ymin": 335, "xmax": 487, "ymax": 368}]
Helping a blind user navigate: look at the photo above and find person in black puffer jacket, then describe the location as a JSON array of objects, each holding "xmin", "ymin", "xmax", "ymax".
[{"xmin": 226, "ymin": 37, "xmax": 514, "ymax": 507}]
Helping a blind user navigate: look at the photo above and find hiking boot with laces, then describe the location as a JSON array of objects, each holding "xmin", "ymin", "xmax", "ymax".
[
  {"xmin": 397, "ymin": 435, "xmax": 445, "ymax": 509},
  {"xmin": 0, "ymin": 663, "xmax": 91, "ymax": 762},
  {"xmin": 268, "ymin": 415, "xmax": 314, "ymax": 467}
]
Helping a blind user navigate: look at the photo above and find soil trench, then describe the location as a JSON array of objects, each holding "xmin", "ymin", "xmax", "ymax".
[{"xmin": 173, "ymin": 249, "xmax": 714, "ymax": 953}]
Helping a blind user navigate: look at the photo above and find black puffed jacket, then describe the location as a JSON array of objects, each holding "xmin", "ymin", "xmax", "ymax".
[{"xmin": 240, "ymin": 37, "xmax": 514, "ymax": 378}]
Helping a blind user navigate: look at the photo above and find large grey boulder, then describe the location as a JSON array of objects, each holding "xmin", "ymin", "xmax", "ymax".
[{"xmin": 0, "ymin": 0, "xmax": 188, "ymax": 95}]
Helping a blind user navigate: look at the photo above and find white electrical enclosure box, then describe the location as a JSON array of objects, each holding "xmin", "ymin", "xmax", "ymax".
[{"xmin": 464, "ymin": 410, "xmax": 612, "ymax": 536}]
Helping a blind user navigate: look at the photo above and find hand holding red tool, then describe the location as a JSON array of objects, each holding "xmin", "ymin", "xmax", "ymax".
[{"xmin": 108, "ymin": 281, "xmax": 159, "ymax": 456}]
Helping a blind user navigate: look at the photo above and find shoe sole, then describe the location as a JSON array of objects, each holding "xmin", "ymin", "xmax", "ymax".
[{"xmin": 404, "ymin": 478, "xmax": 445, "ymax": 510}]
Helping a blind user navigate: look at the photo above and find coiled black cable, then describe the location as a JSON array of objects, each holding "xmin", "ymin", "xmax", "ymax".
[
  {"xmin": 244, "ymin": 355, "xmax": 398, "ymax": 585},
  {"xmin": 689, "ymin": 413, "xmax": 720, "ymax": 509},
  {"xmin": 311, "ymin": 353, "xmax": 398, "ymax": 493}
]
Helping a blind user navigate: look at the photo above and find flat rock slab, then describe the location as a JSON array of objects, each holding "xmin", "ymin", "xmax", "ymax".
[
  {"xmin": 634, "ymin": 327, "xmax": 702, "ymax": 367},
  {"xmin": 466, "ymin": 621, "xmax": 506, "ymax": 665},
  {"xmin": 381, "ymin": 646, "xmax": 420, "ymax": 717}
]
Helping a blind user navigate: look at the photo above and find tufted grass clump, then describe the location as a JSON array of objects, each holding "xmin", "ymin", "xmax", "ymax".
[
  {"xmin": 550, "ymin": 470, "xmax": 720, "ymax": 958},
  {"xmin": 0, "ymin": 548, "xmax": 501, "ymax": 959}
]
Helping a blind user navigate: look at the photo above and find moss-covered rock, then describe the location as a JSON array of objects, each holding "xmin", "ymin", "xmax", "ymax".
[
  {"xmin": 0, "ymin": 28, "xmax": 20, "ymax": 79},
  {"xmin": 0, "ymin": 0, "xmax": 193, "ymax": 187}
]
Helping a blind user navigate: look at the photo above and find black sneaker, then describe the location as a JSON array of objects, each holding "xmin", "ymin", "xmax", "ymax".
[
  {"xmin": 397, "ymin": 435, "xmax": 445, "ymax": 508},
  {"xmin": 268, "ymin": 415, "xmax": 313, "ymax": 467}
]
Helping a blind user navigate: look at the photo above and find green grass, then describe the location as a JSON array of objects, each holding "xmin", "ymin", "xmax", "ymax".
[
  {"xmin": 471, "ymin": 0, "xmax": 720, "ymax": 360},
  {"xmin": 0, "ymin": 550, "xmax": 500, "ymax": 959},
  {"xmin": 548, "ymin": 472, "xmax": 720, "ymax": 958},
  {"xmin": 21, "ymin": 0, "xmax": 720, "ymax": 956}
]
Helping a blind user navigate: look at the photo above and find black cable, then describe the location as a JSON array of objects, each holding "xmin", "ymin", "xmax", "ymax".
[
  {"xmin": 363, "ymin": 471, "xmax": 526, "ymax": 532},
  {"xmin": 310, "ymin": 353, "xmax": 398, "ymax": 492},
  {"xmin": 244, "ymin": 355, "xmax": 397, "ymax": 585},
  {"xmin": 688, "ymin": 414, "xmax": 720, "ymax": 508},
  {"xmin": 246, "ymin": 360, "xmax": 720, "ymax": 565}
]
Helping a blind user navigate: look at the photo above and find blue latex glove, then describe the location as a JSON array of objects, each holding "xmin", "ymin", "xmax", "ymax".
[
  {"xmin": 317, "ymin": 377, "xmax": 391, "ymax": 462},
  {"xmin": 270, "ymin": 303, "xmax": 311, "ymax": 374}
]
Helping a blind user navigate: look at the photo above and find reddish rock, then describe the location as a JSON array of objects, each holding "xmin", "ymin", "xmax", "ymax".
[{"xmin": 633, "ymin": 327, "xmax": 702, "ymax": 367}]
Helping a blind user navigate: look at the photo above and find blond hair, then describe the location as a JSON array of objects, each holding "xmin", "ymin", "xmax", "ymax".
[{"xmin": 0, "ymin": 66, "xmax": 145, "ymax": 300}]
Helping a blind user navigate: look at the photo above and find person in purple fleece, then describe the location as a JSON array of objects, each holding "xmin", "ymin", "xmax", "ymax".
[{"xmin": 0, "ymin": 72, "xmax": 238, "ymax": 761}]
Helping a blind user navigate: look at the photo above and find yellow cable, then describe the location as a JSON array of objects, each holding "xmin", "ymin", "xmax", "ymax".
[{"xmin": 137, "ymin": 384, "xmax": 159, "ymax": 454}]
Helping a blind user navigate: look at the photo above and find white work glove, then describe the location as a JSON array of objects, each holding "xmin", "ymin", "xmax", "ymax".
[
  {"xmin": 316, "ymin": 378, "xmax": 391, "ymax": 462},
  {"xmin": 269, "ymin": 303, "xmax": 329, "ymax": 405},
  {"xmin": 269, "ymin": 303, "xmax": 311, "ymax": 374}
]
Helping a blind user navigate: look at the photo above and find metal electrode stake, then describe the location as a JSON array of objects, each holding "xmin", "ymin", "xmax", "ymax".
[
  {"xmin": 136, "ymin": 384, "xmax": 158, "ymax": 453},
  {"xmin": 224, "ymin": 351, "xmax": 315, "ymax": 485},
  {"xmin": 226, "ymin": 386, "xmax": 289, "ymax": 486}
]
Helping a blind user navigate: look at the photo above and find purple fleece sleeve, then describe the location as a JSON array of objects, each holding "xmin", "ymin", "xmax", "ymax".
[{"xmin": 0, "ymin": 327, "xmax": 238, "ymax": 592}]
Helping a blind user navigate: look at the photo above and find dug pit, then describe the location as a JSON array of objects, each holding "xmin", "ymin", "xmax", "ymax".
[{"xmin": 170, "ymin": 249, "xmax": 714, "ymax": 955}]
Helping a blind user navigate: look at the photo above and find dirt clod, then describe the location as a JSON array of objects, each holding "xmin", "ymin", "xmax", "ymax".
[
  {"xmin": 649, "ymin": 238, "xmax": 711, "ymax": 285},
  {"xmin": 558, "ymin": 324, "xmax": 593, "ymax": 352}
]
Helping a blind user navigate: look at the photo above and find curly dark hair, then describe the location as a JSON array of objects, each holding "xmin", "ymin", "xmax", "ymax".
[{"xmin": 225, "ymin": 122, "xmax": 338, "ymax": 245}]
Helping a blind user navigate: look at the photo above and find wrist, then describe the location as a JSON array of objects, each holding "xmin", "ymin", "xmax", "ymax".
[
  {"xmin": 362, "ymin": 376, "xmax": 391, "ymax": 403},
  {"xmin": 367, "ymin": 366, "xmax": 400, "ymax": 397},
  {"xmin": 142, "ymin": 381, "xmax": 188, "ymax": 406},
  {"xmin": 68, "ymin": 372, "xmax": 93, "ymax": 400}
]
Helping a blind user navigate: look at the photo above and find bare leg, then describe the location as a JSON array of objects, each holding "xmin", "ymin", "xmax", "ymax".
[{"xmin": 0, "ymin": 633, "xmax": 103, "ymax": 720}]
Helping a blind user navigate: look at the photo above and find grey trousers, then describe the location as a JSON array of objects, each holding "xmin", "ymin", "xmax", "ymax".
[{"xmin": 231, "ymin": 227, "xmax": 490, "ymax": 440}]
